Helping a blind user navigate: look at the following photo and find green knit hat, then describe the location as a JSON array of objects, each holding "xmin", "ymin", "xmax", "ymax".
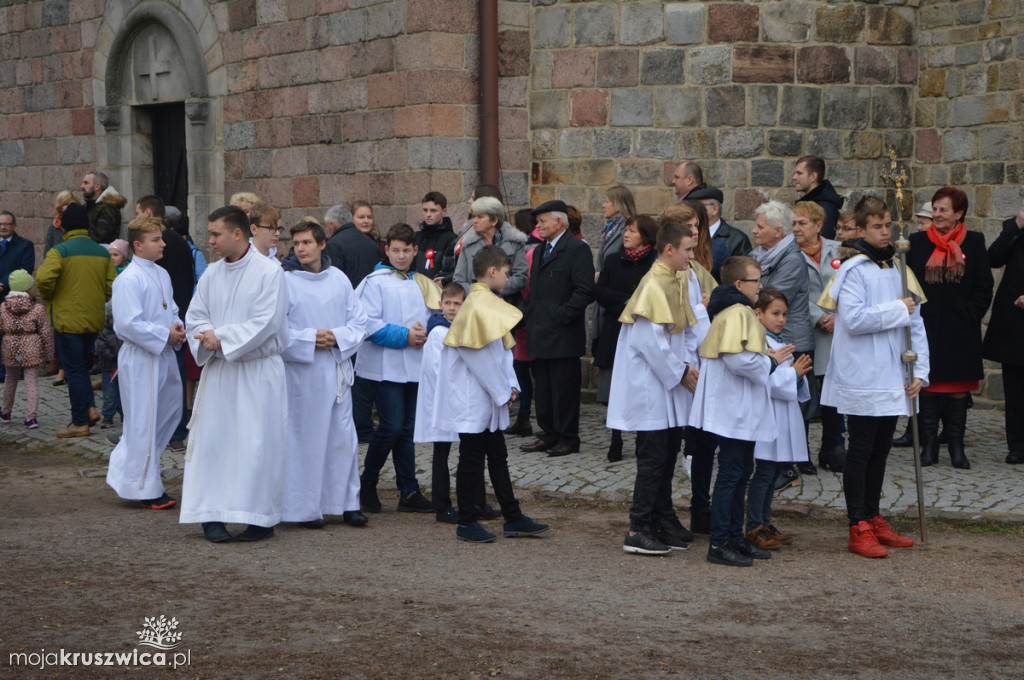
[{"xmin": 8, "ymin": 269, "xmax": 33, "ymax": 292}]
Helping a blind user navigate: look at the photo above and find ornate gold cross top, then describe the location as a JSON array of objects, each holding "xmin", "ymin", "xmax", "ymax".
[{"xmin": 880, "ymin": 147, "xmax": 908, "ymax": 243}]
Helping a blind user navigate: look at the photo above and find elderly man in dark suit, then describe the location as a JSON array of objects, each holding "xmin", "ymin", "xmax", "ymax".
[
  {"xmin": 688, "ymin": 186, "xmax": 752, "ymax": 257},
  {"xmin": 520, "ymin": 200, "xmax": 595, "ymax": 457},
  {"xmin": 0, "ymin": 211, "xmax": 37, "ymax": 382}
]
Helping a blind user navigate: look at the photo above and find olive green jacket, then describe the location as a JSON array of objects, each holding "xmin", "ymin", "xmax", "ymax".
[{"xmin": 36, "ymin": 230, "xmax": 116, "ymax": 334}]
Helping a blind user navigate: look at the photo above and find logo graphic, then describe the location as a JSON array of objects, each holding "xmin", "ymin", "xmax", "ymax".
[{"xmin": 135, "ymin": 616, "xmax": 183, "ymax": 650}]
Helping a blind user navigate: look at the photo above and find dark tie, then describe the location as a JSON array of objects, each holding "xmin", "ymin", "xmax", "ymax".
[
  {"xmin": 0, "ymin": 240, "xmax": 7, "ymax": 253},
  {"xmin": 543, "ymin": 242, "xmax": 553, "ymax": 263}
]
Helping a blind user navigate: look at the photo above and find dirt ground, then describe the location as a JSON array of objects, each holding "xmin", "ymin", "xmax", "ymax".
[{"xmin": 2, "ymin": 444, "xmax": 1023, "ymax": 680}]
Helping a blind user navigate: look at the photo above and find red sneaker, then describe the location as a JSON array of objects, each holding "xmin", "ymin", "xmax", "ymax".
[
  {"xmin": 848, "ymin": 521, "xmax": 888, "ymax": 558},
  {"xmin": 140, "ymin": 493, "xmax": 177, "ymax": 510},
  {"xmin": 869, "ymin": 515, "xmax": 914, "ymax": 548}
]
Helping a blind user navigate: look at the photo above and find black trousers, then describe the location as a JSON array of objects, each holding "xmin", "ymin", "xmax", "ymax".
[
  {"xmin": 843, "ymin": 415, "xmax": 898, "ymax": 525},
  {"xmin": 532, "ymin": 357, "xmax": 582, "ymax": 450},
  {"xmin": 457, "ymin": 429, "xmax": 523, "ymax": 526},
  {"xmin": 685, "ymin": 426, "xmax": 717, "ymax": 515},
  {"xmin": 629, "ymin": 427, "xmax": 684, "ymax": 533},
  {"xmin": 1003, "ymin": 364, "xmax": 1024, "ymax": 453},
  {"xmin": 815, "ymin": 376, "xmax": 843, "ymax": 451},
  {"xmin": 431, "ymin": 442, "xmax": 453, "ymax": 511}
]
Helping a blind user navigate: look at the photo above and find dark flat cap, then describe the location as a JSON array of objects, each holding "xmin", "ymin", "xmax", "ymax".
[
  {"xmin": 530, "ymin": 199, "xmax": 568, "ymax": 216},
  {"xmin": 687, "ymin": 186, "xmax": 724, "ymax": 203},
  {"xmin": 61, "ymin": 202, "xmax": 91, "ymax": 232}
]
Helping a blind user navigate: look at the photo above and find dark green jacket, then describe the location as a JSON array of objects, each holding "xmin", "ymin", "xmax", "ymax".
[{"xmin": 36, "ymin": 230, "xmax": 116, "ymax": 334}]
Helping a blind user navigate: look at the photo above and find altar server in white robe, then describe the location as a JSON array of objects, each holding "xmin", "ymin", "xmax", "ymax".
[
  {"xmin": 608, "ymin": 221, "xmax": 707, "ymax": 556},
  {"xmin": 280, "ymin": 220, "xmax": 369, "ymax": 528},
  {"xmin": 180, "ymin": 205, "xmax": 290, "ymax": 544},
  {"xmin": 819, "ymin": 196, "xmax": 928, "ymax": 559},
  {"xmin": 106, "ymin": 216, "xmax": 187, "ymax": 509}
]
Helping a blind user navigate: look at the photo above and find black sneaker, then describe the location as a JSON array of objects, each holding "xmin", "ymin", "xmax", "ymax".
[
  {"xmin": 299, "ymin": 518, "xmax": 326, "ymax": 529},
  {"xmin": 479, "ymin": 504, "xmax": 503, "ymax": 520},
  {"xmin": 397, "ymin": 490, "xmax": 434, "ymax": 513},
  {"xmin": 202, "ymin": 522, "xmax": 233, "ymax": 543},
  {"xmin": 773, "ymin": 465, "xmax": 801, "ymax": 491},
  {"xmin": 436, "ymin": 507, "xmax": 459, "ymax": 524},
  {"xmin": 456, "ymin": 522, "xmax": 497, "ymax": 543},
  {"xmin": 343, "ymin": 510, "xmax": 368, "ymax": 526},
  {"xmin": 796, "ymin": 460, "xmax": 817, "ymax": 475},
  {"xmin": 622, "ymin": 531, "xmax": 671, "ymax": 556},
  {"xmin": 236, "ymin": 524, "xmax": 275, "ymax": 542},
  {"xmin": 707, "ymin": 543, "xmax": 753, "ymax": 567},
  {"xmin": 653, "ymin": 529, "xmax": 690, "ymax": 551},
  {"xmin": 360, "ymin": 485, "xmax": 382, "ymax": 513},
  {"xmin": 733, "ymin": 539, "xmax": 771, "ymax": 560},
  {"xmin": 659, "ymin": 518, "xmax": 694, "ymax": 543}
]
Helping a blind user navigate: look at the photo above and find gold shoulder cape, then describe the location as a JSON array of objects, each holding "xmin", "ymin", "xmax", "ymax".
[
  {"xmin": 817, "ymin": 255, "xmax": 927, "ymax": 311},
  {"xmin": 618, "ymin": 260, "xmax": 696, "ymax": 334},
  {"xmin": 699, "ymin": 303, "xmax": 766, "ymax": 358},
  {"xmin": 444, "ymin": 283, "xmax": 521, "ymax": 350},
  {"xmin": 690, "ymin": 261, "xmax": 718, "ymax": 296},
  {"xmin": 411, "ymin": 272, "xmax": 442, "ymax": 311}
]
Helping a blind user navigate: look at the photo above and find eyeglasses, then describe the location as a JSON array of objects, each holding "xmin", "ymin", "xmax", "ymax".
[
  {"xmin": 256, "ymin": 225, "xmax": 283, "ymax": 233},
  {"xmin": 739, "ymin": 278, "xmax": 761, "ymax": 284},
  {"xmin": 836, "ymin": 226, "xmax": 857, "ymax": 233}
]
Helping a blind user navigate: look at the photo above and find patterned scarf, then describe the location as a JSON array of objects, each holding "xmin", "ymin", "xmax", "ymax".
[
  {"xmin": 624, "ymin": 244, "xmax": 652, "ymax": 262},
  {"xmin": 799, "ymin": 237, "xmax": 823, "ymax": 265},
  {"xmin": 602, "ymin": 215, "xmax": 625, "ymax": 242},
  {"xmin": 925, "ymin": 222, "xmax": 966, "ymax": 283}
]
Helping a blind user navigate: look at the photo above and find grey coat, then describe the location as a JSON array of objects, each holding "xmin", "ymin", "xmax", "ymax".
[
  {"xmin": 453, "ymin": 223, "xmax": 528, "ymax": 298},
  {"xmin": 760, "ymin": 238, "xmax": 815, "ymax": 353},
  {"xmin": 801, "ymin": 238, "xmax": 841, "ymax": 375}
]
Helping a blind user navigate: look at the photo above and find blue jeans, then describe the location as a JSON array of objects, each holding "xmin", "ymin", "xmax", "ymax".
[
  {"xmin": 352, "ymin": 373, "xmax": 375, "ymax": 440},
  {"xmin": 710, "ymin": 436, "xmax": 755, "ymax": 547},
  {"xmin": 101, "ymin": 371, "xmax": 122, "ymax": 421},
  {"xmin": 746, "ymin": 458, "xmax": 777, "ymax": 532},
  {"xmin": 55, "ymin": 332, "xmax": 97, "ymax": 426},
  {"xmin": 170, "ymin": 346, "xmax": 188, "ymax": 442},
  {"xmin": 360, "ymin": 380, "xmax": 420, "ymax": 495},
  {"xmin": 512, "ymin": 360, "xmax": 533, "ymax": 416}
]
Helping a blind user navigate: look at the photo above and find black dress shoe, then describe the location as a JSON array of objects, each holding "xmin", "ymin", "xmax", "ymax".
[
  {"xmin": 707, "ymin": 544, "xmax": 752, "ymax": 567},
  {"xmin": 733, "ymin": 538, "xmax": 772, "ymax": 560},
  {"xmin": 360, "ymin": 485, "xmax": 382, "ymax": 513},
  {"xmin": 1006, "ymin": 450, "xmax": 1024, "ymax": 465},
  {"xmin": 520, "ymin": 439, "xmax": 554, "ymax": 453},
  {"xmin": 547, "ymin": 443, "xmax": 578, "ymax": 457},
  {"xmin": 343, "ymin": 510, "xmax": 368, "ymax": 526},
  {"xmin": 300, "ymin": 519, "xmax": 326, "ymax": 529},
  {"xmin": 796, "ymin": 460, "xmax": 817, "ymax": 475},
  {"xmin": 202, "ymin": 522, "xmax": 233, "ymax": 543},
  {"xmin": 236, "ymin": 524, "xmax": 275, "ymax": 542}
]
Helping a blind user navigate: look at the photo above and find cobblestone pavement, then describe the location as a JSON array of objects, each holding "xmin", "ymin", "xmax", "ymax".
[{"xmin": 8, "ymin": 376, "xmax": 1023, "ymax": 522}]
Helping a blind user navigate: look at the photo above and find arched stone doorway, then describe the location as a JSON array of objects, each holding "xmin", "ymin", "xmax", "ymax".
[{"xmin": 92, "ymin": 0, "xmax": 225, "ymax": 245}]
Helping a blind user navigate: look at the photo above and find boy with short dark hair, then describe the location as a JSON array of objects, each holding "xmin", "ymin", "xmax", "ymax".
[
  {"xmin": 356, "ymin": 223, "xmax": 441, "ymax": 514},
  {"xmin": 434, "ymin": 245, "xmax": 549, "ymax": 543},
  {"xmin": 414, "ymin": 191, "xmax": 457, "ymax": 283},
  {"xmin": 607, "ymin": 222, "xmax": 705, "ymax": 556},
  {"xmin": 690, "ymin": 256, "xmax": 793, "ymax": 567}
]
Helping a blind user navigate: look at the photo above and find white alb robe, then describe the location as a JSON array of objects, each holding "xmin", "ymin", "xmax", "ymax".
[
  {"xmin": 105, "ymin": 257, "xmax": 183, "ymax": 500},
  {"xmin": 414, "ymin": 324, "xmax": 458, "ymax": 443},
  {"xmin": 433, "ymin": 338, "xmax": 519, "ymax": 435},
  {"xmin": 180, "ymin": 247, "xmax": 290, "ymax": 526},
  {"xmin": 820, "ymin": 257, "xmax": 930, "ymax": 417},
  {"xmin": 354, "ymin": 268, "xmax": 429, "ymax": 383},
  {"xmin": 281, "ymin": 266, "xmax": 369, "ymax": 521},
  {"xmin": 754, "ymin": 336, "xmax": 811, "ymax": 463}
]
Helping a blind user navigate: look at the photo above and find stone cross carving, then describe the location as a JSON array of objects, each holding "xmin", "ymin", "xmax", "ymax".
[{"xmin": 137, "ymin": 35, "xmax": 172, "ymax": 102}]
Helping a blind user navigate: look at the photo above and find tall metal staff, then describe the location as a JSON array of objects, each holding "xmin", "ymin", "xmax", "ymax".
[{"xmin": 880, "ymin": 148, "xmax": 928, "ymax": 543}]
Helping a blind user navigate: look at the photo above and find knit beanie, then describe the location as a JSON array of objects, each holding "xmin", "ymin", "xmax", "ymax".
[
  {"xmin": 108, "ymin": 239, "xmax": 130, "ymax": 261},
  {"xmin": 61, "ymin": 202, "xmax": 91, "ymax": 232},
  {"xmin": 8, "ymin": 269, "xmax": 34, "ymax": 292}
]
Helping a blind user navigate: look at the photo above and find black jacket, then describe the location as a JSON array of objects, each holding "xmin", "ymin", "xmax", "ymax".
[
  {"xmin": 325, "ymin": 223, "xmax": 381, "ymax": 288},
  {"xmin": 713, "ymin": 219, "xmax": 752, "ymax": 258},
  {"xmin": 156, "ymin": 228, "xmax": 195, "ymax": 321},
  {"xmin": 983, "ymin": 217, "xmax": 1024, "ymax": 367},
  {"xmin": 524, "ymin": 233, "xmax": 595, "ymax": 359},
  {"xmin": 909, "ymin": 230, "xmax": 993, "ymax": 383},
  {"xmin": 593, "ymin": 247, "xmax": 657, "ymax": 368},
  {"xmin": 413, "ymin": 217, "xmax": 458, "ymax": 281},
  {"xmin": 799, "ymin": 180, "xmax": 845, "ymax": 240},
  {"xmin": 0, "ymin": 232, "xmax": 36, "ymax": 300}
]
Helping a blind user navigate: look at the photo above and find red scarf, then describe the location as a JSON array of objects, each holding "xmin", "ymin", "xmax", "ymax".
[
  {"xmin": 799, "ymin": 237, "xmax": 823, "ymax": 265},
  {"xmin": 925, "ymin": 222, "xmax": 966, "ymax": 283},
  {"xmin": 624, "ymin": 244, "xmax": 652, "ymax": 262}
]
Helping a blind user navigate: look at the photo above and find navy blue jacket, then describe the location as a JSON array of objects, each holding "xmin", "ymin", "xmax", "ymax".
[{"xmin": 0, "ymin": 232, "xmax": 36, "ymax": 300}]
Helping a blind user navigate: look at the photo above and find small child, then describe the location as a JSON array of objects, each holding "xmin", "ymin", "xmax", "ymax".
[
  {"xmin": 355, "ymin": 222, "xmax": 440, "ymax": 514},
  {"xmin": 434, "ymin": 245, "xmax": 549, "ymax": 543},
  {"xmin": 94, "ymin": 302, "xmax": 123, "ymax": 427},
  {"xmin": 415, "ymin": 282, "xmax": 466, "ymax": 523},
  {"xmin": 746, "ymin": 288, "xmax": 813, "ymax": 550},
  {"xmin": 690, "ymin": 256, "xmax": 793, "ymax": 567},
  {"xmin": 108, "ymin": 239, "xmax": 130, "ymax": 273},
  {"xmin": 0, "ymin": 270, "xmax": 54, "ymax": 428}
]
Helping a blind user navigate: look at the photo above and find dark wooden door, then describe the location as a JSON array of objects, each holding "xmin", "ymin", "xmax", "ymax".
[{"xmin": 148, "ymin": 103, "xmax": 188, "ymax": 214}]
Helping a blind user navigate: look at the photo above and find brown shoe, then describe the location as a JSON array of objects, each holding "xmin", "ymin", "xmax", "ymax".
[
  {"xmin": 88, "ymin": 407, "xmax": 101, "ymax": 426},
  {"xmin": 745, "ymin": 525, "xmax": 781, "ymax": 550},
  {"xmin": 547, "ymin": 442, "xmax": 579, "ymax": 457},
  {"xmin": 519, "ymin": 439, "xmax": 554, "ymax": 453},
  {"xmin": 765, "ymin": 523, "xmax": 794, "ymax": 544},
  {"xmin": 57, "ymin": 423, "xmax": 91, "ymax": 438}
]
